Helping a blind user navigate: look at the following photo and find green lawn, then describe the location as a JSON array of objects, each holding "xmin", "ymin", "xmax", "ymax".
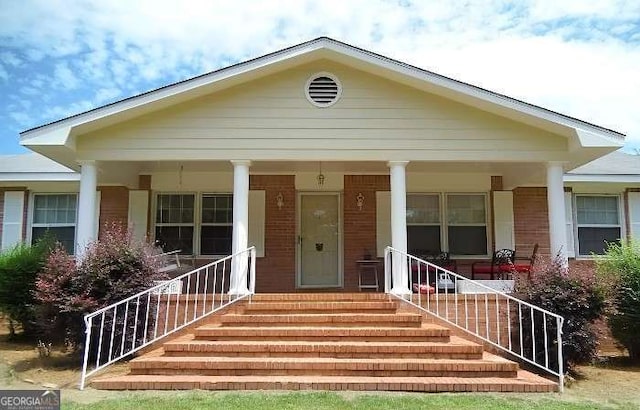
[{"xmin": 62, "ymin": 391, "xmax": 637, "ymax": 410}]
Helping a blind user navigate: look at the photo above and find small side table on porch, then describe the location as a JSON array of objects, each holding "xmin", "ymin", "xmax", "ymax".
[{"xmin": 356, "ymin": 259, "xmax": 380, "ymax": 291}]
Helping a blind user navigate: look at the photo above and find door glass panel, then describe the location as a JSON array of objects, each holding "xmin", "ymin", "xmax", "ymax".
[{"xmin": 299, "ymin": 194, "xmax": 340, "ymax": 287}]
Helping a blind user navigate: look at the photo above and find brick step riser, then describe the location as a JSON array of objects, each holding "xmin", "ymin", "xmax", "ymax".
[
  {"xmin": 251, "ymin": 294, "xmax": 390, "ymax": 302},
  {"xmin": 193, "ymin": 336, "xmax": 451, "ymax": 342},
  {"xmin": 92, "ymin": 380, "xmax": 557, "ymax": 392},
  {"xmin": 244, "ymin": 309, "xmax": 398, "ymax": 315},
  {"xmin": 129, "ymin": 369, "xmax": 518, "ymax": 378},
  {"xmin": 218, "ymin": 321, "xmax": 423, "ymax": 328},
  {"xmin": 162, "ymin": 351, "xmax": 484, "ymax": 359}
]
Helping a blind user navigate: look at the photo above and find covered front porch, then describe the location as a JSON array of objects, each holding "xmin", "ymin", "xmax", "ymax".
[{"xmin": 68, "ymin": 158, "xmax": 569, "ymax": 294}]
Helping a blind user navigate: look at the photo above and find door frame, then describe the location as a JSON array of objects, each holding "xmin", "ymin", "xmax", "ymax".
[{"xmin": 296, "ymin": 191, "xmax": 343, "ymax": 288}]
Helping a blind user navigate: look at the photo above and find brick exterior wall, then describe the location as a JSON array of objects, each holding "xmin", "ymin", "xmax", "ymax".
[
  {"xmin": 249, "ymin": 175, "xmax": 297, "ymax": 293},
  {"xmin": 513, "ymin": 187, "xmax": 551, "ymax": 260},
  {"xmin": 98, "ymin": 186, "xmax": 129, "ymax": 238},
  {"xmin": 343, "ymin": 175, "xmax": 390, "ymax": 292}
]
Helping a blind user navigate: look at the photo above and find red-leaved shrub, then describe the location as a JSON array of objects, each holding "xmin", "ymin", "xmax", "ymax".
[
  {"xmin": 34, "ymin": 223, "xmax": 166, "ymax": 351},
  {"xmin": 515, "ymin": 256, "xmax": 606, "ymax": 375}
]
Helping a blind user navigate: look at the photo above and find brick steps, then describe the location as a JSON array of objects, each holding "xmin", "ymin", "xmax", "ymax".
[
  {"xmin": 219, "ymin": 313, "xmax": 423, "ymax": 327},
  {"xmin": 162, "ymin": 336, "xmax": 484, "ymax": 359},
  {"xmin": 244, "ymin": 301, "xmax": 397, "ymax": 314},
  {"xmin": 92, "ymin": 372, "xmax": 557, "ymax": 392},
  {"xmin": 128, "ymin": 354, "xmax": 518, "ymax": 378},
  {"xmin": 90, "ymin": 292, "xmax": 558, "ymax": 392},
  {"xmin": 194, "ymin": 325, "xmax": 449, "ymax": 341}
]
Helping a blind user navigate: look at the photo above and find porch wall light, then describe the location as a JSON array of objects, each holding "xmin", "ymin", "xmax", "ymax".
[
  {"xmin": 356, "ymin": 192, "xmax": 365, "ymax": 211},
  {"xmin": 276, "ymin": 192, "xmax": 284, "ymax": 210},
  {"xmin": 317, "ymin": 162, "xmax": 325, "ymax": 187}
]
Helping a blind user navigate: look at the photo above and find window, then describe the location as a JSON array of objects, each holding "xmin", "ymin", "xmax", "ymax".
[
  {"xmin": 576, "ymin": 195, "xmax": 621, "ymax": 255},
  {"xmin": 154, "ymin": 193, "xmax": 234, "ymax": 256},
  {"xmin": 155, "ymin": 194, "xmax": 195, "ymax": 254},
  {"xmin": 200, "ymin": 194, "xmax": 233, "ymax": 255},
  {"xmin": 405, "ymin": 193, "xmax": 488, "ymax": 256},
  {"xmin": 446, "ymin": 194, "xmax": 488, "ymax": 255},
  {"xmin": 32, "ymin": 194, "xmax": 77, "ymax": 254},
  {"xmin": 407, "ymin": 194, "xmax": 441, "ymax": 255}
]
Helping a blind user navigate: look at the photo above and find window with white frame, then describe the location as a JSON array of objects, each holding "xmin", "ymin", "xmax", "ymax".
[
  {"xmin": 31, "ymin": 194, "xmax": 77, "ymax": 254},
  {"xmin": 154, "ymin": 193, "xmax": 234, "ymax": 256},
  {"xmin": 576, "ymin": 195, "xmax": 621, "ymax": 255},
  {"xmin": 446, "ymin": 194, "xmax": 488, "ymax": 255},
  {"xmin": 407, "ymin": 194, "xmax": 441, "ymax": 255},
  {"xmin": 406, "ymin": 193, "xmax": 488, "ymax": 256},
  {"xmin": 200, "ymin": 194, "xmax": 233, "ymax": 255},
  {"xmin": 155, "ymin": 194, "xmax": 195, "ymax": 254}
]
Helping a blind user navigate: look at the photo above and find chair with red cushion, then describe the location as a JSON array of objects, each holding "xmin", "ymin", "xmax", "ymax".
[
  {"xmin": 471, "ymin": 249, "xmax": 515, "ymax": 280},
  {"xmin": 512, "ymin": 243, "xmax": 538, "ymax": 280}
]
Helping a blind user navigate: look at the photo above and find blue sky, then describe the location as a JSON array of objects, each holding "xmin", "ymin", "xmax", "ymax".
[{"xmin": 1, "ymin": 0, "xmax": 639, "ymax": 155}]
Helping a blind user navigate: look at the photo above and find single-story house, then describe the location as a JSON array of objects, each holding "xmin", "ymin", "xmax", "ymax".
[{"xmin": 1, "ymin": 37, "xmax": 637, "ymax": 294}]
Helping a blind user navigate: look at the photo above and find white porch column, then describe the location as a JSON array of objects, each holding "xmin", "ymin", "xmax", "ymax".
[
  {"xmin": 76, "ymin": 160, "xmax": 98, "ymax": 259},
  {"xmin": 228, "ymin": 160, "xmax": 251, "ymax": 295},
  {"xmin": 547, "ymin": 162, "xmax": 568, "ymax": 266},
  {"xmin": 388, "ymin": 161, "xmax": 411, "ymax": 295}
]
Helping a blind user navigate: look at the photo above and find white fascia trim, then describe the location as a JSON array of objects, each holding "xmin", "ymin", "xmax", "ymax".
[
  {"xmin": 0, "ymin": 173, "xmax": 80, "ymax": 182},
  {"xmin": 20, "ymin": 38, "xmax": 624, "ymax": 144},
  {"xmin": 564, "ymin": 174, "xmax": 640, "ymax": 183}
]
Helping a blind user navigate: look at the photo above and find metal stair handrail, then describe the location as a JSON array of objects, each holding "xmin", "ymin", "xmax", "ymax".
[
  {"xmin": 79, "ymin": 246, "xmax": 256, "ymax": 389},
  {"xmin": 384, "ymin": 246, "xmax": 565, "ymax": 392}
]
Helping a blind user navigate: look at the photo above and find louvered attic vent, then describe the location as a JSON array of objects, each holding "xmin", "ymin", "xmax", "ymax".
[{"xmin": 305, "ymin": 72, "xmax": 342, "ymax": 107}]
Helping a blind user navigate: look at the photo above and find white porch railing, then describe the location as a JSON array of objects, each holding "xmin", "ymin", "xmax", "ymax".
[
  {"xmin": 384, "ymin": 247, "xmax": 565, "ymax": 392},
  {"xmin": 79, "ymin": 247, "xmax": 256, "ymax": 390}
]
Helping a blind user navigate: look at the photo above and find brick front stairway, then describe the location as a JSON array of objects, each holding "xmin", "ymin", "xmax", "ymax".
[{"xmin": 92, "ymin": 293, "xmax": 557, "ymax": 392}]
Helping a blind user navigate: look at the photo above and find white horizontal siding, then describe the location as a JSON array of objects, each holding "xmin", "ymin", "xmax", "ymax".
[{"xmin": 78, "ymin": 61, "xmax": 567, "ymax": 161}]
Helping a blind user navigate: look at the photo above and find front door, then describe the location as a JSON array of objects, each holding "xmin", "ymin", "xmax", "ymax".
[{"xmin": 297, "ymin": 193, "xmax": 342, "ymax": 288}]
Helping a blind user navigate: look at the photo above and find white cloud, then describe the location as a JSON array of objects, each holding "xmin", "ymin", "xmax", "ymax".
[
  {"xmin": 53, "ymin": 62, "xmax": 80, "ymax": 90},
  {"xmin": 1, "ymin": 0, "xmax": 639, "ymax": 150}
]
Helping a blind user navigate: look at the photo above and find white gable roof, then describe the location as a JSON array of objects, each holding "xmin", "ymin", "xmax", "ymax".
[{"xmin": 19, "ymin": 37, "xmax": 623, "ymax": 168}]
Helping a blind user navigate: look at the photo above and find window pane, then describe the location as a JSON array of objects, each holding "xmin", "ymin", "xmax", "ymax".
[
  {"xmin": 202, "ymin": 194, "xmax": 233, "ymax": 224},
  {"xmin": 448, "ymin": 226, "xmax": 487, "ymax": 255},
  {"xmin": 447, "ymin": 195, "xmax": 486, "ymax": 224},
  {"xmin": 576, "ymin": 196, "xmax": 619, "ymax": 225},
  {"xmin": 155, "ymin": 226, "xmax": 194, "ymax": 254},
  {"xmin": 32, "ymin": 226, "xmax": 75, "ymax": 254},
  {"xmin": 578, "ymin": 227, "xmax": 620, "ymax": 255},
  {"xmin": 156, "ymin": 194, "xmax": 195, "ymax": 223},
  {"xmin": 407, "ymin": 226, "xmax": 441, "ymax": 256},
  {"xmin": 406, "ymin": 195, "xmax": 440, "ymax": 224},
  {"xmin": 33, "ymin": 194, "xmax": 77, "ymax": 224},
  {"xmin": 200, "ymin": 226, "xmax": 233, "ymax": 255}
]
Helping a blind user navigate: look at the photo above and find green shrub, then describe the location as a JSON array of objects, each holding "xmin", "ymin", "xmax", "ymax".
[
  {"xmin": 516, "ymin": 256, "xmax": 606, "ymax": 375},
  {"xmin": 34, "ymin": 223, "xmax": 166, "ymax": 351},
  {"xmin": 0, "ymin": 237, "xmax": 54, "ymax": 337},
  {"xmin": 596, "ymin": 240, "xmax": 640, "ymax": 361}
]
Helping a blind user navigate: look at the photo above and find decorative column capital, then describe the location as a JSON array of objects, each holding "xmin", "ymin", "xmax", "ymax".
[
  {"xmin": 231, "ymin": 160, "xmax": 252, "ymax": 167},
  {"xmin": 387, "ymin": 161, "xmax": 409, "ymax": 168}
]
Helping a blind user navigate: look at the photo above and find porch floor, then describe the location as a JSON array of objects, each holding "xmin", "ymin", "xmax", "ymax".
[{"xmin": 91, "ymin": 293, "xmax": 557, "ymax": 392}]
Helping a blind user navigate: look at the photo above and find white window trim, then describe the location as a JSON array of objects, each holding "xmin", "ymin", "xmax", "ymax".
[
  {"xmin": 153, "ymin": 192, "xmax": 235, "ymax": 258},
  {"xmin": 407, "ymin": 192, "xmax": 490, "ymax": 258},
  {"xmin": 28, "ymin": 192, "xmax": 78, "ymax": 254},
  {"xmin": 153, "ymin": 192, "xmax": 197, "ymax": 256},
  {"xmin": 574, "ymin": 193, "xmax": 625, "ymax": 258},
  {"xmin": 199, "ymin": 192, "xmax": 233, "ymax": 256}
]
